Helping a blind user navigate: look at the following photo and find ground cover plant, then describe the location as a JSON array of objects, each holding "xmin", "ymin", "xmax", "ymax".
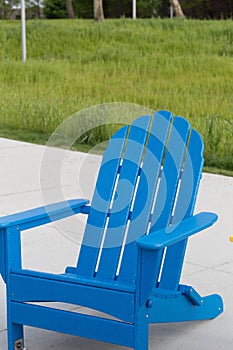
[{"xmin": 0, "ymin": 19, "xmax": 232, "ymax": 174}]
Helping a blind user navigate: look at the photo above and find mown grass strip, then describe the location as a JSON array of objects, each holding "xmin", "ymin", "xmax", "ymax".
[{"xmin": 0, "ymin": 19, "xmax": 232, "ymax": 172}]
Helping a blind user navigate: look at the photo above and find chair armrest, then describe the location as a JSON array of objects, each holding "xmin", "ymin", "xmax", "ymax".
[
  {"xmin": 0, "ymin": 199, "xmax": 89, "ymax": 231},
  {"xmin": 137, "ymin": 212, "xmax": 217, "ymax": 250}
]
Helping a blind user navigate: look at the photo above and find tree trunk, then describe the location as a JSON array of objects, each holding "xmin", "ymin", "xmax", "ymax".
[
  {"xmin": 94, "ymin": 0, "xmax": 104, "ymax": 21},
  {"xmin": 66, "ymin": 0, "xmax": 75, "ymax": 19},
  {"xmin": 170, "ymin": 0, "xmax": 185, "ymax": 18}
]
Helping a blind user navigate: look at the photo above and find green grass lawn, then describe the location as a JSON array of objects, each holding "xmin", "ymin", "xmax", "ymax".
[{"xmin": 0, "ymin": 19, "xmax": 232, "ymax": 174}]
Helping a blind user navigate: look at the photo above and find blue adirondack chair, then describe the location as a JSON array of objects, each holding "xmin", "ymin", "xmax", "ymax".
[{"xmin": 0, "ymin": 111, "xmax": 223, "ymax": 350}]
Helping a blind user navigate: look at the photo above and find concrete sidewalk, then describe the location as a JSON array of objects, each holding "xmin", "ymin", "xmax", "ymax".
[{"xmin": 0, "ymin": 137, "xmax": 233, "ymax": 350}]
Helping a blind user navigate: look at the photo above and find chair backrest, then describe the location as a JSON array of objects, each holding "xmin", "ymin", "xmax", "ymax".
[{"xmin": 76, "ymin": 111, "xmax": 204, "ymax": 290}]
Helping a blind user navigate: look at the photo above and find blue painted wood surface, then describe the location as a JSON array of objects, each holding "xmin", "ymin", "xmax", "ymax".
[
  {"xmin": 11, "ymin": 301, "xmax": 134, "ymax": 348},
  {"xmin": 0, "ymin": 230, "xmax": 5, "ymax": 281},
  {"xmin": 96, "ymin": 115, "xmax": 151, "ymax": 280},
  {"xmin": 10, "ymin": 272, "xmax": 135, "ymax": 322},
  {"xmin": 158, "ymin": 128, "xmax": 204, "ymax": 290},
  {"xmin": 119, "ymin": 111, "xmax": 172, "ymax": 283},
  {"xmin": 0, "ymin": 199, "xmax": 89, "ymax": 230},
  {"xmin": 77, "ymin": 126, "xmax": 129, "ymax": 277},
  {"xmin": 137, "ymin": 212, "xmax": 217, "ymax": 250},
  {"xmin": 0, "ymin": 111, "xmax": 223, "ymax": 350}
]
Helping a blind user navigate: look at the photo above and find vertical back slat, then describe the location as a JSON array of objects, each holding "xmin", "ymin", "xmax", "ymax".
[
  {"xmin": 118, "ymin": 111, "xmax": 172, "ymax": 283},
  {"xmin": 158, "ymin": 129, "xmax": 204, "ymax": 290},
  {"xmin": 0, "ymin": 230, "xmax": 6, "ymax": 282},
  {"xmin": 76, "ymin": 126, "xmax": 128, "ymax": 277},
  {"xmin": 95, "ymin": 116, "xmax": 151, "ymax": 280},
  {"xmin": 147, "ymin": 117, "xmax": 191, "ymax": 286},
  {"xmin": 150, "ymin": 117, "xmax": 191, "ymax": 232}
]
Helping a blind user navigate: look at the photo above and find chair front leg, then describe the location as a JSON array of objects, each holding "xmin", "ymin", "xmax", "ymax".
[
  {"xmin": 4, "ymin": 227, "xmax": 24, "ymax": 350},
  {"xmin": 134, "ymin": 305, "xmax": 149, "ymax": 350},
  {"xmin": 7, "ymin": 318, "xmax": 24, "ymax": 350}
]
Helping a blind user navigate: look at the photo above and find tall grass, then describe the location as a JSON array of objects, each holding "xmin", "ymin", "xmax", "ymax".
[{"xmin": 0, "ymin": 19, "xmax": 232, "ymax": 172}]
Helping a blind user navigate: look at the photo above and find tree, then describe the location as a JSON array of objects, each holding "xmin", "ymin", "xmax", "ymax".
[
  {"xmin": 94, "ymin": 0, "xmax": 104, "ymax": 21},
  {"xmin": 66, "ymin": 0, "xmax": 74, "ymax": 18},
  {"xmin": 137, "ymin": 0, "xmax": 158, "ymax": 17},
  {"xmin": 170, "ymin": 0, "xmax": 185, "ymax": 17},
  {"xmin": 27, "ymin": 0, "xmax": 43, "ymax": 19},
  {"xmin": 0, "ymin": 0, "xmax": 16, "ymax": 19},
  {"xmin": 43, "ymin": 0, "xmax": 68, "ymax": 18}
]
